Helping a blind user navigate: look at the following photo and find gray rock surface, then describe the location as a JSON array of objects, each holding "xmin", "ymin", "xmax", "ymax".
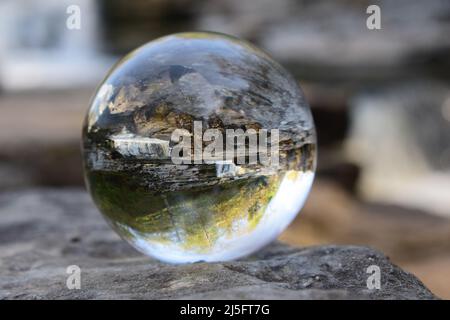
[{"xmin": 0, "ymin": 189, "xmax": 436, "ymax": 299}]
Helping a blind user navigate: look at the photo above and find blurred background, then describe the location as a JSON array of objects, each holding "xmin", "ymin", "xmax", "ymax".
[{"xmin": 0, "ymin": 0, "xmax": 449, "ymax": 298}]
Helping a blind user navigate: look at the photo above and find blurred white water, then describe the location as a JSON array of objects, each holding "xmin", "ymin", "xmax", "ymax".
[
  {"xmin": 0, "ymin": 0, "xmax": 114, "ymax": 90},
  {"xmin": 346, "ymin": 84, "xmax": 450, "ymax": 217}
]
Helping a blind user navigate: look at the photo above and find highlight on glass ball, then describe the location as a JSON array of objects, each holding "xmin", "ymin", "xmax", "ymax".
[{"xmin": 82, "ymin": 32, "xmax": 316, "ymax": 263}]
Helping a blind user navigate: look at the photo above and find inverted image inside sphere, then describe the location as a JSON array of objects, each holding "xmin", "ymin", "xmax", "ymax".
[{"xmin": 82, "ymin": 32, "xmax": 316, "ymax": 263}]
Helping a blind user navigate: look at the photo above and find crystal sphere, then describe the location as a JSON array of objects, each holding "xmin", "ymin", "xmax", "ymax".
[{"xmin": 82, "ymin": 32, "xmax": 316, "ymax": 263}]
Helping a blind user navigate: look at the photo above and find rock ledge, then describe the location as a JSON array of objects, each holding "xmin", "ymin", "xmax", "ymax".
[{"xmin": 0, "ymin": 189, "xmax": 436, "ymax": 300}]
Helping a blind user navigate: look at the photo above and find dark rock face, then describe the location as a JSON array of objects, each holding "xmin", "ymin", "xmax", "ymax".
[{"xmin": 0, "ymin": 189, "xmax": 436, "ymax": 299}]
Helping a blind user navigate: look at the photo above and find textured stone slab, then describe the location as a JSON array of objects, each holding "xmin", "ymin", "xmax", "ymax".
[{"xmin": 0, "ymin": 189, "xmax": 436, "ymax": 299}]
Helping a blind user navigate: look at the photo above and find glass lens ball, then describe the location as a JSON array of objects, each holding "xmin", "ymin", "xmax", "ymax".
[{"xmin": 82, "ymin": 32, "xmax": 316, "ymax": 263}]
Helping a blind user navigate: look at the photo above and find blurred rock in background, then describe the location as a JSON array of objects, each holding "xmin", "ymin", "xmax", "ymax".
[{"xmin": 0, "ymin": 0, "xmax": 449, "ymax": 298}]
